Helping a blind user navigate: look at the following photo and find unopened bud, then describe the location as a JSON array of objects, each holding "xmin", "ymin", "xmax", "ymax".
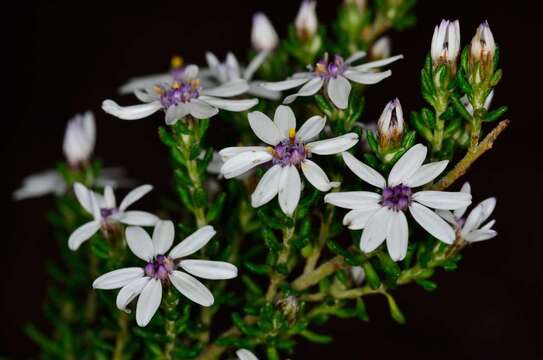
[
  {"xmin": 430, "ymin": 19, "xmax": 460, "ymax": 67},
  {"xmin": 295, "ymin": 1, "xmax": 318, "ymax": 41},
  {"xmin": 251, "ymin": 12, "xmax": 279, "ymax": 52},
  {"xmin": 377, "ymin": 98, "xmax": 404, "ymax": 148},
  {"xmin": 350, "ymin": 266, "xmax": 366, "ymax": 285},
  {"xmin": 63, "ymin": 111, "xmax": 96, "ymax": 167},
  {"xmin": 276, "ymin": 295, "xmax": 299, "ymax": 325},
  {"xmin": 470, "ymin": 21, "xmax": 496, "ymax": 65},
  {"xmin": 371, "ymin": 36, "xmax": 391, "ymax": 59}
]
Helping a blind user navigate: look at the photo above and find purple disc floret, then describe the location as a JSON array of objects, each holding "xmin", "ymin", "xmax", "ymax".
[
  {"xmin": 144, "ymin": 255, "xmax": 175, "ymax": 281},
  {"xmin": 272, "ymin": 138, "xmax": 309, "ymax": 166},
  {"xmin": 381, "ymin": 184, "xmax": 412, "ymax": 211}
]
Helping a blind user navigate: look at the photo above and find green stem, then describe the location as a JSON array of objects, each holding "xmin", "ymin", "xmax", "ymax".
[
  {"xmin": 292, "ymin": 255, "xmax": 345, "ymax": 291},
  {"xmin": 304, "ymin": 207, "xmax": 334, "ymax": 274},
  {"xmin": 265, "ymin": 223, "xmax": 296, "ymax": 302},
  {"xmin": 432, "ymin": 110, "xmax": 445, "ymax": 154},
  {"xmin": 112, "ymin": 313, "xmax": 129, "ymax": 360}
]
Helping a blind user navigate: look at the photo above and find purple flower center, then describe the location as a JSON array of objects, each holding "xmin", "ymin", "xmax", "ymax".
[
  {"xmin": 381, "ymin": 184, "xmax": 412, "ymax": 211},
  {"xmin": 144, "ymin": 255, "xmax": 175, "ymax": 281},
  {"xmin": 158, "ymin": 80, "xmax": 201, "ymax": 108},
  {"xmin": 272, "ymin": 137, "xmax": 308, "ymax": 166},
  {"xmin": 100, "ymin": 207, "xmax": 118, "ymax": 219},
  {"xmin": 314, "ymin": 55, "xmax": 347, "ymax": 79}
]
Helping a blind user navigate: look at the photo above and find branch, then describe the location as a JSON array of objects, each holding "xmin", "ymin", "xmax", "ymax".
[
  {"xmin": 431, "ymin": 119, "xmax": 510, "ymax": 191},
  {"xmin": 292, "ymin": 256, "xmax": 345, "ymax": 291}
]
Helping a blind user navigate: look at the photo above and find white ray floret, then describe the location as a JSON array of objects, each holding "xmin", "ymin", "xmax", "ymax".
[{"xmin": 237, "ymin": 349, "xmax": 259, "ymax": 360}]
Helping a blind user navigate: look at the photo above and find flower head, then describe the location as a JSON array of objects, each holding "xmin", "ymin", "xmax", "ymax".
[
  {"xmin": 251, "ymin": 13, "xmax": 278, "ymax": 52},
  {"xmin": 377, "ymin": 98, "xmax": 404, "ymax": 148},
  {"xmin": 325, "ymin": 144, "xmax": 472, "ymax": 261},
  {"xmin": 63, "ymin": 111, "xmax": 96, "ymax": 167},
  {"xmin": 470, "ymin": 21, "xmax": 496, "ymax": 64},
  {"xmin": 295, "ymin": 1, "xmax": 318, "ymax": 40},
  {"xmin": 431, "ymin": 19, "xmax": 460, "ymax": 66},
  {"xmin": 437, "ymin": 182, "xmax": 497, "ymax": 243},
  {"xmin": 261, "ymin": 51, "xmax": 403, "ymax": 109},
  {"xmin": 68, "ymin": 183, "xmax": 158, "ymax": 250},
  {"xmin": 92, "ymin": 222, "xmax": 237, "ymax": 326},
  {"xmin": 219, "ymin": 105, "xmax": 359, "ymax": 215}
]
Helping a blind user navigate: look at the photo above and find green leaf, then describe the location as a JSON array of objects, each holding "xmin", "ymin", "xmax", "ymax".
[
  {"xmin": 207, "ymin": 193, "xmax": 226, "ymax": 222},
  {"xmin": 483, "ymin": 105, "xmax": 507, "ymax": 122},
  {"xmin": 385, "ymin": 293, "xmax": 406, "ymax": 324},
  {"xmin": 366, "ymin": 130, "xmax": 379, "ymax": 154},
  {"xmin": 355, "ymin": 298, "xmax": 369, "ymax": 321},
  {"xmin": 451, "ymin": 94, "xmax": 472, "ymax": 121},
  {"xmin": 301, "ymin": 329, "xmax": 333, "ymax": 344},
  {"xmin": 262, "ymin": 227, "xmax": 281, "ymax": 252},
  {"xmin": 362, "ymin": 261, "xmax": 381, "ymax": 289},
  {"xmin": 416, "ymin": 278, "xmax": 438, "ymax": 292}
]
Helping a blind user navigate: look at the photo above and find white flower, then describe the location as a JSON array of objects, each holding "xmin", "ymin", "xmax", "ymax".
[
  {"xmin": 461, "ymin": 90, "xmax": 494, "ymax": 116},
  {"xmin": 325, "ymin": 144, "xmax": 472, "ymax": 261},
  {"xmin": 103, "ymin": 66, "xmax": 258, "ymax": 125},
  {"xmin": 371, "ymin": 36, "xmax": 391, "ymax": 59},
  {"xmin": 470, "ymin": 21, "xmax": 496, "ymax": 63},
  {"xmin": 261, "ymin": 51, "xmax": 403, "ymax": 109},
  {"xmin": 295, "ymin": 0, "xmax": 318, "ymax": 40},
  {"xmin": 437, "ymin": 182, "xmax": 497, "ymax": 243},
  {"xmin": 237, "ymin": 349, "xmax": 259, "ymax": 360},
  {"xmin": 204, "ymin": 52, "xmax": 280, "ymax": 100},
  {"xmin": 377, "ymin": 98, "xmax": 404, "ymax": 147},
  {"xmin": 431, "ymin": 19, "xmax": 460, "ymax": 65},
  {"xmin": 251, "ymin": 12, "xmax": 279, "ymax": 52},
  {"xmin": 220, "ymin": 105, "xmax": 359, "ymax": 215},
  {"xmin": 92, "ymin": 222, "xmax": 238, "ymax": 327},
  {"xmin": 63, "ymin": 111, "xmax": 96, "ymax": 166},
  {"xmin": 68, "ymin": 182, "xmax": 158, "ymax": 250}
]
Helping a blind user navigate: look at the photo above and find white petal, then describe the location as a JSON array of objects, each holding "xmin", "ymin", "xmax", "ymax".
[
  {"xmin": 126, "ymin": 226, "xmax": 155, "ymax": 261},
  {"xmin": 404, "ymin": 160, "xmax": 448, "ymax": 188},
  {"xmin": 342, "ymin": 205, "xmax": 381, "ymax": 230},
  {"xmin": 461, "ymin": 197, "xmax": 496, "ymax": 236},
  {"xmin": 179, "ymin": 260, "xmax": 238, "ymax": 280},
  {"xmin": 349, "ymin": 54, "xmax": 404, "ymax": 70},
  {"xmin": 93, "ymin": 267, "xmax": 145, "ymax": 290},
  {"xmin": 301, "ymin": 159, "xmax": 339, "ymax": 192},
  {"xmin": 260, "ymin": 77, "xmax": 310, "ymax": 91},
  {"xmin": 169, "ymin": 271, "xmax": 214, "ymax": 307},
  {"xmin": 243, "ymin": 51, "xmax": 269, "ymax": 80},
  {"xmin": 73, "ymin": 182, "xmax": 93, "ymax": 214},
  {"xmin": 248, "ymin": 82, "xmax": 282, "ymax": 100},
  {"xmin": 436, "ymin": 209, "xmax": 457, "ymax": 225},
  {"xmin": 360, "ymin": 207, "xmax": 392, "ymax": 253},
  {"xmin": 220, "ymin": 150, "xmax": 272, "ymax": 179},
  {"xmin": 251, "ymin": 164, "xmax": 282, "ymax": 207},
  {"xmin": 201, "ymin": 79, "xmax": 249, "ymax": 97},
  {"xmin": 102, "ymin": 100, "xmax": 162, "ymax": 120},
  {"xmin": 388, "ymin": 144, "xmax": 427, "ymax": 186},
  {"xmin": 152, "ymin": 220, "xmax": 175, "ymax": 255},
  {"xmin": 119, "ymin": 184, "xmax": 153, "ymax": 211},
  {"xmin": 345, "ymin": 51, "xmax": 367, "ymax": 64},
  {"xmin": 248, "ymin": 111, "xmax": 283, "ymax": 145},
  {"xmin": 413, "ymin": 191, "xmax": 472, "ymax": 210},
  {"xmin": 278, "ymin": 165, "xmax": 301, "ymax": 216},
  {"xmin": 343, "ymin": 69, "xmax": 392, "ymax": 84},
  {"xmin": 341, "ymin": 152, "xmax": 386, "ymax": 189},
  {"xmin": 307, "ymin": 133, "xmax": 359, "ymax": 155},
  {"xmin": 134, "ymin": 87, "xmax": 160, "ymax": 103},
  {"xmin": 236, "ymin": 349, "xmax": 259, "ymax": 360},
  {"xmin": 104, "ymin": 186, "xmax": 116, "ymax": 208},
  {"xmin": 453, "ymin": 182, "xmax": 472, "ymax": 218},
  {"xmin": 386, "ymin": 211, "xmax": 409, "ymax": 261},
  {"xmin": 464, "ymin": 229, "xmax": 497, "ymax": 242},
  {"xmin": 136, "ymin": 278, "xmax": 162, "ymax": 327},
  {"xmin": 120, "ymin": 211, "xmax": 159, "ymax": 226},
  {"xmin": 189, "ymin": 99, "xmax": 219, "ymax": 119},
  {"xmin": 480, "ymin": 219, "xmax": 496, "ymax": 230},
  {"xmin": 169, "ymin": 225, "xmax": 216, "ymax": 259},
  {"xmin": 324, "ymin": 191, "xmax": 381, "ymax": 209},
  {"xmin": 273, "ymin": 105, "xmax": 296, "ymax": 138},
  {"xmin": 296, "ymin": 115, "xmax": 326, "ymax": 142},
  {"xmin": 116, "ymin": 277, "xmax": 150, "ymax": 313},
  {"xmin": 199, "ymin": 96, "xmax": 258, "ymax": 112},
  {"xmin": 165, "ymin": 104, "xmax": 190, "ymax": 125},
  {"xmin": 327, "ymin": 76, "xmax": 351, "ymax": 109},
  {"xmin": 283, "ymin": 77, "xmax": 324, "ymax": 104},
  {"xmin": 118, "ymin": 73, "xmax": 170, "ymax": 95},
  {"xmin": 219, "ymin": 146, "xmax": 268, "ymax": 161},
  {"xmin": 409, "ymin": 202, "xmax": 455, "ymax": 244},
  {"xmin": 68, "ymin": 221, "xmax": 101, "ymax": 250}
]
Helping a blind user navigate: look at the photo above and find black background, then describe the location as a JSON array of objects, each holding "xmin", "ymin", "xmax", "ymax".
[{"xmin": 5, "ymin": 0, "xmax": 541, "ymax": 359}]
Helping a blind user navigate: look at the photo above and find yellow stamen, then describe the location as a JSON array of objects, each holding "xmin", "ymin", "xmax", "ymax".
[
  {"xmin": 266, "ymin": 146, "xmax": 276, "ymax": 155},
  {"xmin": 171, "ymin": 81, "xmax": 181, "ymax": 89},
  {"xmin": 171, "ymin": 55, "xmax": 184, "ymax": 69},
  {"xmin": 154, "ymin": 85, "xmax": 164, "ymax": 95},
  {"xmin": 288, "ymin": 127, "xmax": 296, "ymax": 139},
  {"xmin": 190, "ymin": 79, "xmax": 201, "ymax": 88},
  {"xmin": 315, "ymin": 63, "xmax": 327, "ymax": 74}
]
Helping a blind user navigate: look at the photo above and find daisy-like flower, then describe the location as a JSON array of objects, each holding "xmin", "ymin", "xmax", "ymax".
[
  {"xmin": 431, "ymin": 19, "xmax": 461, "ymax": 66},
  {"xmin": 470, "ymin": 21, "xmax": 496, "ymax": 63},
  {"xmin": 237, "ymin": 349, "xmax": 258, "ymax": 360},
  {"xmin": 251, "ymin": 12, "xmax": 279, "ymax": 52},
  {"xmin": 220, "ymin": 105, "xmax": 359, "ymax": 215},
  {"xmin": 68, "ymin": 182, "xmax": 158, "ymax": 250},
  {"xmin": 260, "ymin": 51, "xmax": 403, "ymax": 109},
  {"xmin": 102, "ymin": 66, "xmax": 258, "ymax": 125},
  {"xmin": 92, "ymin": 222, "xmax": 238, "ymax": 327},
  {"xmin": 325, "ymin": 144, "xmax": 472, "ymax": 261},
  {"xmin": 63, "ymin": 111, "xmax": 95, "ymax": 167},
  {"xmin": 204, "ymin": 52, "xmax": 280, "ymax": 100},
  {"xmin": 437, "ymin": 182, "xmax": 497, "ymax": 243}
]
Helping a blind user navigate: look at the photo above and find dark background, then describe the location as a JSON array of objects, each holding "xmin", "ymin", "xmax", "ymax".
[{"xmin": 5, "ymin": 0, "xmax": 541, "ymax": 359}]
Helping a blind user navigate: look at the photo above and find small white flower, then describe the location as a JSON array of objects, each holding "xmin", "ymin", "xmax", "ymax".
[
  {"xmin": 325, "ymin": 144, "xmax": 472, "ymax": 261},
  {"xmin": 261, "ymin": 51, "xmax": 403, "ymax": 109},
  {"xmin": 237, "ymin": 349, "xmax": 259, "ymax": 360},
  {"xmin": 437, "ymin": 182, "xmax": 497, "ymax": 243},
  {"xmin": 63, "ymin": 111, "xmax": 96, "ymax": 166},
  {"xmin": 371, "ymin": 36, "xmax": 391, "ymax": 60},
  {"xmin": 377, "ymin": 98, "xmax": 404, "ymax": 147},
  {"xmin": 204, "ymin": 52, "xmax": 280, "ymax": 100},
  {"xmin": 431, "ymin": 19, "xmax": 460, "ymax": 65},
  {"xmin": 93, "ymin": 222, "xmax": 238, "ymax": 327},
  {"xmin": 470, "ymin": 21, "xmax": 496, "ymax": 63},
  {"xmin": 103, "ymin": 66, "xmax": 258, "ymax": 125},
  {"xmin": 68, "ymin": 182, "xmax": 158, "ymax": 250},
  {"xmin": 461, "ymin": 90, "xmax": 494, "ymax": 116},
  {"xmin": 295, "ymin": 0, "xmax": 318, "ymax": 40},
  {"xmin": 251, "ymin": 12, "xmax": 279, "ymax": 52},
  {"xmin": 220, "ymin": 105, "xmax": 359, "ymax": 215}
]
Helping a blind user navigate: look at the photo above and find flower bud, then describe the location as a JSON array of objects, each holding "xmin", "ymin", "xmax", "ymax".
[
  {"xmin": 350, "ymin": 266, "xmax": 366, "ymax": 285},
  {"xmin": 251, "ymin": 12, "xmax": 279, "ymax": 52},
  {"xmin": 377, "ymin": 98, "xmax": 404, "ymax": 148},
  {"xmin": 371, "ymin": 36, "xmax": 391, "ymax": 59},
  {"xmin": 470, "ymin": 21, "xmax": 496, "ymax": 64},
  {"xmin": 430, "ymin": 19, "xmax": 460, "ymax": 67},
  {"xmin": 295, "ymin": 1, "xmax": 318, "ymax": 41},
  {"xmin": 63, "ymin": 111, "xmax": 96, "ymax": 167}
]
